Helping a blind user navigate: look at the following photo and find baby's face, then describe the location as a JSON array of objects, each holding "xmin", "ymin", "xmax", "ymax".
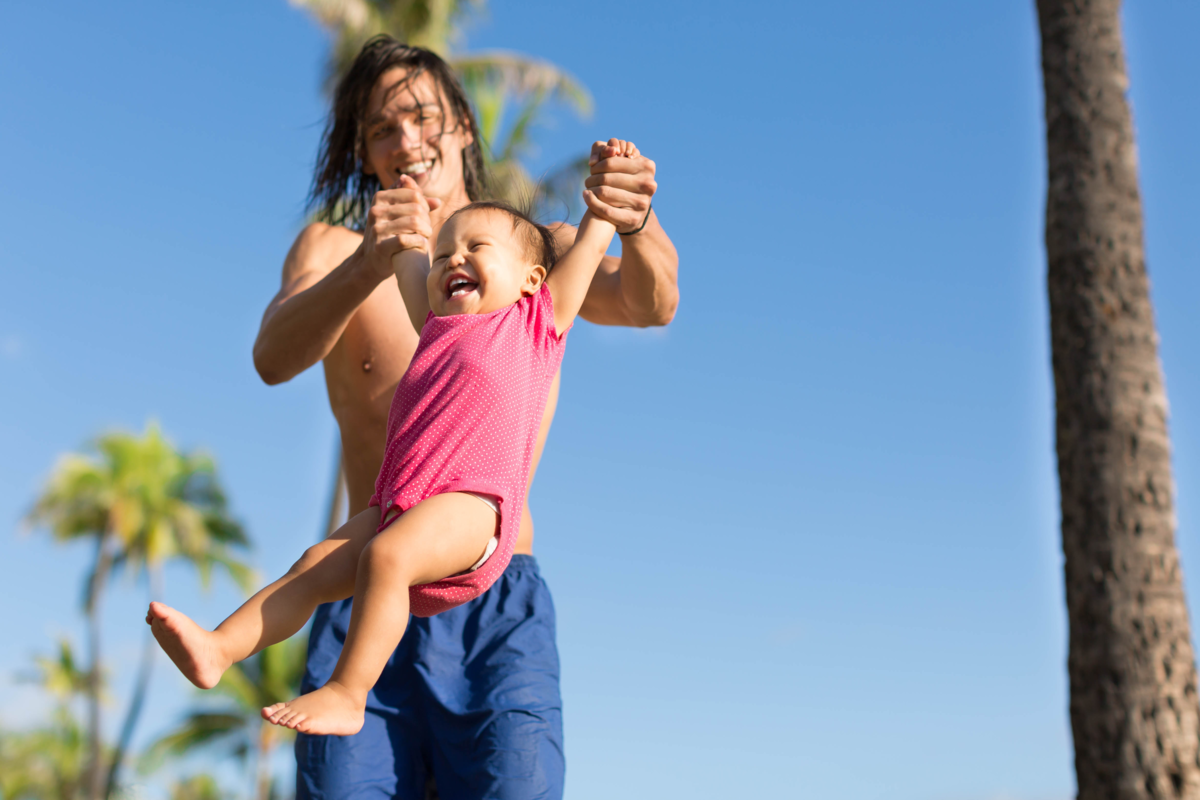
[{"xmin": 427, "ymin": 209, "xmax": 544, "ymax": 316}]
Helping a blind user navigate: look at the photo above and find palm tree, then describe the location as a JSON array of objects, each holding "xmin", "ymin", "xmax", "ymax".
[
  {"xmin": 1035, "ymin": 1, "xmax": 1200, "ymax": 796},
  {"xmin": 142, "ymin": 635, "xmax": 309, "ymax": 800},
  {"xmin": 0, "ymin": 641, "xmax": 92, "ymax": 800},
  {"xmin": 24, "ymin": 423, "xmax": 255, "ymax": 800},
  {"xmin": 168, "ymin": 775, "xmax": 230, "ymax": 800}
]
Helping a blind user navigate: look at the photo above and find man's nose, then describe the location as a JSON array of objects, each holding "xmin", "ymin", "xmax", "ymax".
[{"xmin": 390, "ymin": 120, "xmax": 424, "ymax": 153}]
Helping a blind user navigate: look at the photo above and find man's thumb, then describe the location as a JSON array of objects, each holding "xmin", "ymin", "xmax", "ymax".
[{"xmin": 427, "ymin": 197, "xmax": 443, "ymax": 211}]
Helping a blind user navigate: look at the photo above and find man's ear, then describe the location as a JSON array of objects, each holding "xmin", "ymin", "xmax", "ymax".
[{"xmin": 521, "ymin": 265, "xmax": 547, "ymax": 296}]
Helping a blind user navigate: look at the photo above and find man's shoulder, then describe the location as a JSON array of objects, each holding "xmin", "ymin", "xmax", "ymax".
[
  {"xmin": 546, "ymin": 221, "xmax": 578, "ymax": 257},
  {"xmin": 285, "ymin": 222, "xmax": 364, "ymax": 278}
]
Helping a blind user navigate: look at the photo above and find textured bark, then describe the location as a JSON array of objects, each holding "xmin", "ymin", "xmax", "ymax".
[{"xmin": 1036, "ymin": 1, "xmax": 1200, "ymax": 797}]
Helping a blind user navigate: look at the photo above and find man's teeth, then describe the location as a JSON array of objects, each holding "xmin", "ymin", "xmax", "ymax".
[{"xmin": 401, "ymin": 161, "xmax": 433, "ymax": 175}]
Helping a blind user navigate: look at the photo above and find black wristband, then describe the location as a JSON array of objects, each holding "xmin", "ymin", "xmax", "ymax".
[{"xmin": 618, "ymin": 204, "xmax": 652, "ymax": 236}]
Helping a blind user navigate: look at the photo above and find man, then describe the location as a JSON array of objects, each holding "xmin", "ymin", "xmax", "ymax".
[{"xmin": 253, "ymin": 37, "xmax": 678, "ymax": 800}]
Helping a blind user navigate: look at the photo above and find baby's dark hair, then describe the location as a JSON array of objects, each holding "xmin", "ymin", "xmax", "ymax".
[{"xmin": 449, "ymin": 201, "xmax": 560, "ymax": 273}]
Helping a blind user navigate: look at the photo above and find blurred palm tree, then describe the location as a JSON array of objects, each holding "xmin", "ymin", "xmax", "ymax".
[
  {"xmin": 168, "ymin": 775, "xmax": 231, "ymax": 800},
  {"xmin": 289, "ymin": 0, "xmax": 594, "ymax": 215},
  {"xmin": 25, "ymin": 423, "xmax": 255, "ymax": 800},
  {"xmin": 142, "ymin": 635, "xmax": 309, "ymax": 800},
  {"xmin": 0, "ymin": 641, "xmax": 92, "ymax": 800}
]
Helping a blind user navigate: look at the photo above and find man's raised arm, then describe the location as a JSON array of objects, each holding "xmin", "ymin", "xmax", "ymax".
[
  {"xmin": 575, "ymin": 139, "xmax": 680, "ymax": 328},
  {"xmin": 253, "ymin": 186, "xmax": 439, "ymax": 385}
]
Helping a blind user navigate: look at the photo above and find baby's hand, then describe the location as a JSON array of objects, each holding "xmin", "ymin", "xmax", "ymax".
[
  {"xmin": 583, "ymin": 138, "xmax": 654, "ymax": 234},
  {"xmin": 588, "ymin": 138, "xmax": 639, "ymax": 164}
]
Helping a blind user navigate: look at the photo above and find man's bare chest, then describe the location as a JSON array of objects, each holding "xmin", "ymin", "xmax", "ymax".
[{"xmin": 324, "ymin": 280, "xmax": 420, "ymax": 413}]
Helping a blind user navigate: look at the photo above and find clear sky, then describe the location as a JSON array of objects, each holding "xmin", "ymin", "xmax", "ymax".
[{"xmin": 2, "ymin": 1, "xmax": 1199, "ymax": 798}]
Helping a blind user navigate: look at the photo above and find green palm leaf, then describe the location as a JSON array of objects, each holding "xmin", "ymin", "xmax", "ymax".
[{"xmin": 141, "ymin": 635, "xmax": 309, "ymax": 800}]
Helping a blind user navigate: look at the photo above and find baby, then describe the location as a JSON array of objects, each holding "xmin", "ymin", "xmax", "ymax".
[{"xmin": 146, "ymin": 140, "xmax": 640, "ymax": 736}]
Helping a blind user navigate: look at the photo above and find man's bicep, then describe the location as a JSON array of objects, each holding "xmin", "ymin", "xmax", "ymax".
[
  {"xmin": 577, "ymin": 255, "xmax": 633, "ymax": 326},
  {"xmin": 268, "ymin": 224, "xmax": 359, "ymax": 314}
]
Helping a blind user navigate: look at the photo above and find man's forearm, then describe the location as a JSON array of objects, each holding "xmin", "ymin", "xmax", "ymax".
[
  {"xmin": 617, "ymin": 211, "xmax": 679, "ymax": 327},
  {"xmin": 253, "ymin": 251, "xmax": 380, "ymax": 385}
]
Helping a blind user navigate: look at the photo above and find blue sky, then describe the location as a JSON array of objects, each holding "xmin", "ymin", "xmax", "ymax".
[{"xmin": 2, "ymin": 1, "xmax": 1200, "ymax": 798}]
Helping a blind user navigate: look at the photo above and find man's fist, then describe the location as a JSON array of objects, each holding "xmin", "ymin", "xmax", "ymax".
[
  {"xmin": 583, "ymin": 138, "xmax": 656, "ymax": 234},
  {"xmin": 360, "ymin": 174, "xmax": 443, "ymax": 280}
]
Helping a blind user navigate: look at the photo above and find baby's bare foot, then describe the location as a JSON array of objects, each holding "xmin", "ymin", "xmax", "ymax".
[
  {"xmin": 146, "ymin": 601, "xmax": 229, "ymax": 690},
  {"xmin": 261, "ymin": 682, "xmax": 365, "ymax": 736}
]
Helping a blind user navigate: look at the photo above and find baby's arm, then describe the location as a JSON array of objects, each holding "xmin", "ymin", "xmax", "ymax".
[
  {"xmin": 389, "ymin": 174, "xmax": 436, "ymax": 333},
  {"xmin": 394, "ymin": 248, "xmax": 431, "ymax": 334},
  {"xmin": 547, "ymin": 141, "xmax": 642, "ymax": 332}
]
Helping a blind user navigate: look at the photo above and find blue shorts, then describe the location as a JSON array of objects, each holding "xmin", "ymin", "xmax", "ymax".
[{"xmin": 294, "ymin": 555, "xmax": 564, "ymax": 800}]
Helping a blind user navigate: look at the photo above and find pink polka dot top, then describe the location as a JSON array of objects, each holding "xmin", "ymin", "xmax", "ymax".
[{"xmin": 368, "ymin": 284, "xmax": 568, "ymax": 617}]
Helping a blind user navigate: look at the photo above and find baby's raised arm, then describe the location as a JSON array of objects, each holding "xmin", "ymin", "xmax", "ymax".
[
  {"xmin": 546, "ymin": 140, "xmax": 641, "ymax": 332},
  {"xmin": 389, "ymin": 175, "xmax": 436, "ymax": 333}
]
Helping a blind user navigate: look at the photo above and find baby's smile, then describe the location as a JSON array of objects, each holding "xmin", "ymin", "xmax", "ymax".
[{"xmin": 444, "ymin": 271, "xmax": 480, "ymax": 303}]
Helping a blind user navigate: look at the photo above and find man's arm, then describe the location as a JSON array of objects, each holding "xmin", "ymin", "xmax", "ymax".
[
  {"xmin": 574, "ymin": 139, "xmax": 680, "ymax": 328},
  {"xmin": 252, "ymin": 185, "xmax": 440, "ymax": 385},
  {"xmin": 252, "ymin": 223, "xmax": 374, "ymax": 385}
]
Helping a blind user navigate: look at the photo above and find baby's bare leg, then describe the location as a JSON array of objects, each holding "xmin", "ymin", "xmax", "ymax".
[
  {"xmin": 148, "ymin": 506, "xmax": 382, "ymax": 689},
  {"xmin": 262, "ymin": 492, "xmax": 497, "ymax": 735}
]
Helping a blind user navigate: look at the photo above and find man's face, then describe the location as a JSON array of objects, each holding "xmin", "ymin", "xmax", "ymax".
[{"xmin": 361, "ymin": 67, "xmax": 473, "ymax": 199}]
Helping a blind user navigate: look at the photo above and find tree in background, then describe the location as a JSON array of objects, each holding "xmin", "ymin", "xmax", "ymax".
[
  {"xmin": 142, "ymin": 636, "xmax": 309, "ymax": 800},
  {"xmin": 168, "ymin": 774, "xmax": 232, "ymax": 800},
  {"xmin": 25, "ymin": 424, "xmax": 255, "ymax": 800},
  {"xmin": 0, "ymin": 641, "xmax": 91, "ymax": 800},
  {"xmin": 1036, "ymin": 1, "xmax": 1200, "ymax": 796}
]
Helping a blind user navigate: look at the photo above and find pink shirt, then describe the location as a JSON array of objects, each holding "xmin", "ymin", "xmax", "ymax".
[{"xmin": 369, "ymin": 284, "xmax": 567, "ymax": 616}]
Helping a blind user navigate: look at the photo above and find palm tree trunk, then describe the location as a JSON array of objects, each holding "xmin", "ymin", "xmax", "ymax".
[
  {"xmin": 85, "ymin": 535, "xmax": 116, "ymax": 800},
  {"xmin": 1036, "ymin": 1, "xmax": 1200, "ymax": 797},
  {"xmin": 255, "ymin": 722, "xmax": 275, "ymax": 800},
  {"xmin": 101, "ymin": 569, "xmax": 163, "ymax": 800}
]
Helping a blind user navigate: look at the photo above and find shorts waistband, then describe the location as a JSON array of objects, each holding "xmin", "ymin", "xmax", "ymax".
[{"xmin": 505, "ymin": 554, "xmax": 540, "ymax": 575}]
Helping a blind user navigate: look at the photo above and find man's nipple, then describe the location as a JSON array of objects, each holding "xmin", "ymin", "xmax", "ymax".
[{"xmin": 361, "ymin": 359, "xmax": 372, "ymax": 373}]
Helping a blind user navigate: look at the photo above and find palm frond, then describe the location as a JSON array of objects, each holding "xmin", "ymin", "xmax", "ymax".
[
  {"xmin": 453, "ymin": 52, "xmax": 591, "ymax": 117},
  {"xmin": 140, "ymin": 713, "xmax": 248, "ymax": 771}
]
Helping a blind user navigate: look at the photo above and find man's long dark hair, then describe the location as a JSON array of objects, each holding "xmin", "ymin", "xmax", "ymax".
[{"xmin": 308, "ymin": 36, "xmax": 488, "ymax": 230}]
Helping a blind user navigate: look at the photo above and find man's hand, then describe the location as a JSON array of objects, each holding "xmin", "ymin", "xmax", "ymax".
[
  {"xmin": 583, "ymin": 138, "xmax": 656, "ymax": 234},
  {"xmin": 361, "ymin": 175, "xmax": 442, "ymax": 281}
]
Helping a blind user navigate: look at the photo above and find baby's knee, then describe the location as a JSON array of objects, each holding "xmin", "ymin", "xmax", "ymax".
[
  {"xmin": 289, "ymin": 540, "xmax": 340, "ymax": 576},
  {"xmin": 358, "ymin": 535, "xmax": 410, "ymax": 578}
]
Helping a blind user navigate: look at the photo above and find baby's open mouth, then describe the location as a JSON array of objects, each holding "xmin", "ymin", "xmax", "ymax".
[{"xmin": 446, "ymin": 275, "xmax": 478, "ymax": 299}]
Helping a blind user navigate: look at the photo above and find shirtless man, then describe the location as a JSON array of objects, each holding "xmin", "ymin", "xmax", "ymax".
[{"xmin": 252, "ymin": 38, "xmax": 678, "ymax": 800}]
